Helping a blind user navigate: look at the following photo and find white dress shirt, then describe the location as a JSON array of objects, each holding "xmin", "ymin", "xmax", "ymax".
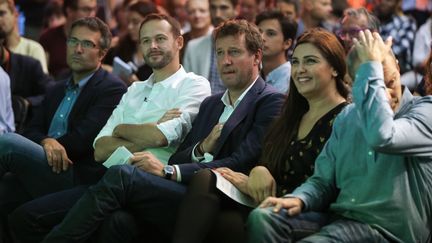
[{"xmin": 95, "ymin": 66, "xmax": 211, "ymax": 164}]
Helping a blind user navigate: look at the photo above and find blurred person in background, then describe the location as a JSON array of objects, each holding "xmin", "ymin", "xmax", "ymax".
[
  {"xmin": 276, "ymin": 0, "xmax": 299, "ymax": 20},
  {"xmin": 180, "ymin": 0, "xmax": 213, "ymax": 61},
  {"xmin": 103, "ymin": 0, "xmax": 158, "ymax": 85},
  {"xmin": 238, "ymin": 0, "xmax": 260, "ymax": 23},
  {"xmin": 39, "ymin": 0, "xmax": 98, "ymax": 79},
  {"xmin": 0, "ymin": 0, "xmax": 48, "ymax": 73},
  {"xmin": 257, "ymin": 10, "xmax": 297, "ymax": 93},
  {"xmin": 297, "ymin": 0, "xmax": 334, "ymax": 37},
  {"xmin": 374, "ymin": 0, "xmax": 416, "ymax": 74}
]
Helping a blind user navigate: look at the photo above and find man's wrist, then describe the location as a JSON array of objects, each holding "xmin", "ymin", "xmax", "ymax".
[
  {"xmin": 171, "ymin": 166, "xmax": 177, "ymax": 181},
  {"xmin": 195, "ymin": 141, "xmax": 205, "ymax": 157}
]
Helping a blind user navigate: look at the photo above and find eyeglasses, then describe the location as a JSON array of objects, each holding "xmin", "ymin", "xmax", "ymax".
[
  {"xmin": 336, "ymin": 28, "xmax": 369, "ymax": 40},
  {"xmin": 66, "ymin": 37, "xmax": 98, "ymax": 49}
]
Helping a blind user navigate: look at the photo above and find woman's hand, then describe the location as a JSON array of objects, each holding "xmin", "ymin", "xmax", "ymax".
[{"xmin": 247, "ymin": 166, "xmax": 276, "ymax": 203}]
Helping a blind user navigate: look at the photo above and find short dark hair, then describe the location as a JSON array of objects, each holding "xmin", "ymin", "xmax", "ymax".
[
  {"xmin": 70, "ymin": 17, "xmax": 112, "ymax": 50},
  {"xmin": 127, "ymin": 1, "xmax": 158, "ymax": 18},
  {"xmin": 213, "ymin": 19, "xmax": 263, "ymax": 55},
  {"xmin": 139, "ymin": 13, "xmax": 182, "ymax": 38},
  {"xmin": 255, "ymin": 10, "xmax": 297, "ymax": 42}
]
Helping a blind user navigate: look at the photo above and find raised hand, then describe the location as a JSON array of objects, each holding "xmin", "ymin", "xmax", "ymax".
[{"xmin": 353, "ymin": 30, "xmax": 392, "ymax": 64}]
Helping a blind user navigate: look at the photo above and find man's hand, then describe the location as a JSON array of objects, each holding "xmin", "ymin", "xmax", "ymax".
[
  {"xmin": 129, "ymin": 151, "xmax": 164, "ymax": 177},
  {"xmin": 259, "ymin": 196, "xmax": 304, "ymax": 216},
  {"xmin": 157, "ymin": 108, "xmax": 182, "ymax": 124},
  {"xmin": 216, "ymin": 167, "xmax": 249, "ymax": 195},
  {"xmin": 353, "ymin": 30, "xmax": 392, "ymax": 64},
  {"xmin": 201, "ymin": 123, "xmax": 223, "ymax": 154},
  {"xmin": 247, "ymin": 166, "xmax": 276, "ymax": 203},
  {"xmin": 41, "ymin": 138, "xmax": 73, "ymax": 173}
]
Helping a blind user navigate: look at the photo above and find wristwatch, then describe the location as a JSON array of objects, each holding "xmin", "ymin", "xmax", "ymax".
[{"xmin": 163, "ymin": 165, "xmax": 175, "ymax": 180}]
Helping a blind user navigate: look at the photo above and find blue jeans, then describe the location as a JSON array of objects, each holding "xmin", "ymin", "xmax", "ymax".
[
  {"xmin": 247, "ymin": 207, "xmax": 392, "ymax": 243},
  {"xmin": 43, "ymin": 164, "xmax": 187, "ymax": 243},
  {"xmin": 0, "ymin": 133, "xmax": 73, "ymax": 214},
  {"xmin": 0, "ymin": 133, "xmax": 74, "ymax": 242}
]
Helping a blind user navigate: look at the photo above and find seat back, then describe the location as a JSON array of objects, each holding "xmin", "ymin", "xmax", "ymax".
[{"xmin": 11, "ymin": 95, "xmax": 29, "ymax": 134}]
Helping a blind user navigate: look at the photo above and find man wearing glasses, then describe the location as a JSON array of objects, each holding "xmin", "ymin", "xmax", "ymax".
[
  {"xmin": 39, "ymin": 0, "xmax": 98, "ymax": 78},
  {"xmin": 336, "ymin": 8, "xmax": 380, "ymax": 53},
  {"xmin": 0, "ymin": 17, "xmax": 126, "ymax": 242}
]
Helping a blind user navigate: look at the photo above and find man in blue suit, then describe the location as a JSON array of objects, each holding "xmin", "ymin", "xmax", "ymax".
[
  {"xmin": 42, "ymin": 19, "xmax": 285, "ymax": 243},
  {"xmin": 0, "ymin": 17, "xmax": 126, "ymax": 242}
]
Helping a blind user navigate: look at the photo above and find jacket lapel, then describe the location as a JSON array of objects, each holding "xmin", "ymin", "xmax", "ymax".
[
  {"xmin": 213, "ymin": 78, "xmax": 266, "ymax": 156},
  {"xmin": 68, "ymin": 68, "xmax": 104, "ymax": 119}
]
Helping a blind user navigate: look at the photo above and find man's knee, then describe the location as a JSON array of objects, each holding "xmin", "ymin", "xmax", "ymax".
[
  {"xmin": 0, "ymin": 133, "xmax": 17, "ymax": 155},
  {"xmin": 248, "ymin": 207, "xmax": 273, "ymax": 226},
  {"xmin": 101, "ymin": 165, "xmax": 135, "ymax": 184}
]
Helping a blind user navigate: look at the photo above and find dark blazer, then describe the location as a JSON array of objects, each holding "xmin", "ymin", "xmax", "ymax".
[
  {"xmin": 169, "ymin": 77, "xmax": 285, "ymax": 182},
  {"xmin": 23, "ymin": 67, "xmax": 127, "ymax": 184},
  {"xmin": 8, "ymin": 52, "xmax": 53, "ymax": 107}
]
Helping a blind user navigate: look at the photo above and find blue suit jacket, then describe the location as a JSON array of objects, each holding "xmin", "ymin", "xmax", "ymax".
[
  {"xmin": 169, "ymin": 77, "xmax": 285, "ymax": 182},
  {"xmin": 24, "ymin": 67, "xmax": 127, "ymax": 184}
]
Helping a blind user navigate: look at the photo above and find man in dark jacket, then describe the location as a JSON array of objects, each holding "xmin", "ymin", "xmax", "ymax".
[{"xmin": 0, "ymin": 17, "xmax": 126, "ymax": 242}]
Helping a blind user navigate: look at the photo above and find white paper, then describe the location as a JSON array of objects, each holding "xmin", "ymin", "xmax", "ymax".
[
  {"xmin": 113, "ymin": 56, "xmax": 133, "ymax": 78},
  {"xmin": 103, "ymin": 146, "xmax": 133, "ymax": 168},
  {"xmin": 212, "ymin": 170, "xmax": 258, "ymax": 208}
]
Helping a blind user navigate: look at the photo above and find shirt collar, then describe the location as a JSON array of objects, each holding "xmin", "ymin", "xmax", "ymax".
[
  {"xmin": 266, "ymin": 61, "xmax": 291, "ymax": 80},
  {"xmin": 221, "ymin": 75, "xmax": 259, "ymax": 108},
  {"xmin": 395, "ymin": 85, "xmax": 413, "ymax": 113},
  {"xmin": 145, "ymin": 65, "xmax": 187, "ymax": 88},
  {"xmin": 68, "ymin": 72, "xmax": 94, "ymax": 90}
]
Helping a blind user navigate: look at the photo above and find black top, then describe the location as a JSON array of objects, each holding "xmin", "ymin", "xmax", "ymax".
[{"xmin": 275, "ymin": 102, "xmax": 348, "ymax": 196}]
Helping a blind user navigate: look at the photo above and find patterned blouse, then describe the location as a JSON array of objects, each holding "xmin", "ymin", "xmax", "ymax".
[{"xmin": 275, "ymin": 102, "xmax": 348, "ymax": 196}]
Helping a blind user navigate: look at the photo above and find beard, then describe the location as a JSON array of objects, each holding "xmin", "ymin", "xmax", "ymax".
[{"xmin": 144, "ymin": 50, "xmax": 174, "ymax": 70}]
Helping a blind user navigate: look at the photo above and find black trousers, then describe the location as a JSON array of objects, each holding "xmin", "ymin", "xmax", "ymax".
[{"xmin": 173, "ymin": 169, "xmax": 251, "ymax": 243}]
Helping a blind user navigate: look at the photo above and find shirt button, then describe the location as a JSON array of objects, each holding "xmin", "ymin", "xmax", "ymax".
[
  {"xmin": 368, "ymin": 151, "xmax": 373, "ymax": 156},
  {"xmin": 67, "ymin": 97, "xmax": 71, "ymax": 101},
  {"xmin": 60, "ymin": 114, "xmax": 64, "ymax": 118},
  {"xmin": 351, "ymin": 198, "xmax": 356, "ymax": 203},
  {"xmin": 57, "ymin": 132, "xmax": 61, "ymax": 136}
]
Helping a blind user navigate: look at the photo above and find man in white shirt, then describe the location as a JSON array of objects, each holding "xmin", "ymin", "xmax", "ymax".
[{"xmin": 93, "ymin": 13, "xmax": 211, "ymax": 164}]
